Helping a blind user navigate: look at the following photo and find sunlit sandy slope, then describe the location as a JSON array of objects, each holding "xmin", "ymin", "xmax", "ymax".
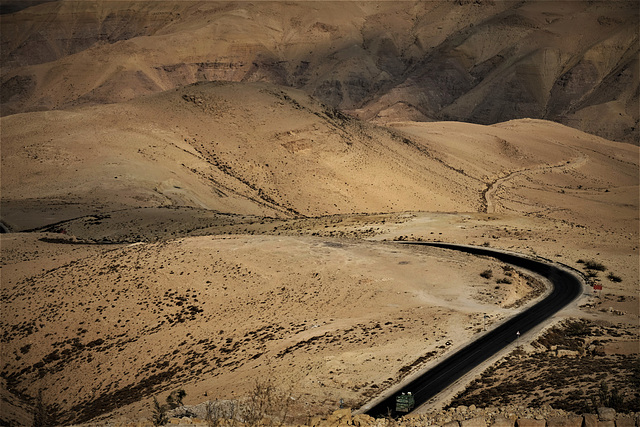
[{"xmin": 3, "ymin": 81, "xmax": 637, "ymax": 233}]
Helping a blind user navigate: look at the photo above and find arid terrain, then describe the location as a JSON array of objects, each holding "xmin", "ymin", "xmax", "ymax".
[
  {"xmin": 0, "ymin": 1, "xmax": 638, "ymax": 426},
  {"xmin": 1, "ymin": 1, "xmax": 638, "ymax": 143}
]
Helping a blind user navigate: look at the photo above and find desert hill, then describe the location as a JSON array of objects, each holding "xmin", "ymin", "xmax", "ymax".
[
  {"xmin": 2, "ymin": 81, "xmax": 637, "ymax": 235},
  {"xmin": 1, "ymin": 80, "xmax": 483, "ymax": 231},
  {"xmin": 1, "ymin": 2, "xmax": 639, "ymax": 424},
  {"xmin": 1, "ymin": 0, "xmax": 638, "ymax": 143}
]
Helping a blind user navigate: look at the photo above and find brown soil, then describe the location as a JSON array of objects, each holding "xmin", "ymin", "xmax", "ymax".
[{"xmin": 0, "ymin": 30, "xmax": 637, "ymax": 426}]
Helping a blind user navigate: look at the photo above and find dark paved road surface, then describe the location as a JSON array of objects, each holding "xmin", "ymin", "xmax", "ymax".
[{"xmin": 363, "ymin": 242, "xmax": 584, "ymax": 418}]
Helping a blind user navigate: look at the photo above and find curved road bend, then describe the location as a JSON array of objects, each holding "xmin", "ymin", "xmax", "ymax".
[{"xmin": 363, "ymin": 242, "xmax": 585, "ymax": 418}]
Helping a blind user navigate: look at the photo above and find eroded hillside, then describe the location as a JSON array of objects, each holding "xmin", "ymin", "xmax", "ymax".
[
  {"xmin": 3, "ymin": 81, "xmax": 638, "ymax": 235},
  {"xmin": 1, "ymin": 0, "xmax": 638, "ymax": 142},
  {"xmin": 1, "ymin": 81, "xmax": 484, "ymax": 230},
  {"xmin": 3, "ymin": 81, "xmax": 637, "ymax": 234}
]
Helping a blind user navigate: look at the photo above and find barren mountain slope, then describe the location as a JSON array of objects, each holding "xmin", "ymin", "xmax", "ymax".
[
  {"xmin": 391, "ymin": 119, "xmax": 639, "ymax": 236},
  {"xmin": 1, "ymin": 0, "xmax": 637, "ymax": 142},
  {"xmin": 3, "ymin": 81, "xmax": 638, "ymax": 234},
  {"xmin": 0, "ymin": 0, "xmax": 507, "ymax": 111},
  {"xmin": 1, "ymin": 81, "xmax": 485, "ymax": 230},
  {"xmin": 355, "ymin": 1, "xmax": 639, "ymax": 145}
]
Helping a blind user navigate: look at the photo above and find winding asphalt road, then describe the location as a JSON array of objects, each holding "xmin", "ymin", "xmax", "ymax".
[{"xmin": 362, "ymin": 242, "xmax": 585, "ymax": 418}]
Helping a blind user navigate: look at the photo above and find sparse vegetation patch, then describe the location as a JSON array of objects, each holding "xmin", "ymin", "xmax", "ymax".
[
  {"xmin": 607, "ymin": 272, "xmax": 622, "ymax": 283},
  {"xmin": 582, "ymin": 260, "xmax": 607, "ymax": 271},
  {"xmin": 480, "ymin": 269, "xmax": 493, "ymax": 279}
]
